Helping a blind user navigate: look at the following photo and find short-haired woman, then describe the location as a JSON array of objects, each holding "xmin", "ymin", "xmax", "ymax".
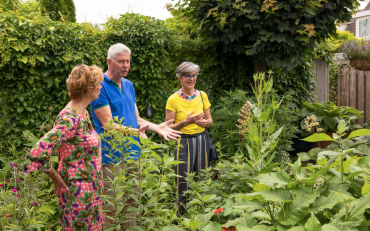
[
  {"xmin": 28, "ymin": 65, "xmax": 105, "ymax": 230},
  {"xmin": 165, "ymin": 61, "xmax": 213, "ymax": 216}
]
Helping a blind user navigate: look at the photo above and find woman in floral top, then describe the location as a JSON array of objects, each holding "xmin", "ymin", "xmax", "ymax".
[{"xmin": 28, "ymin": 65, "xmax": 105, "ymax": 230}]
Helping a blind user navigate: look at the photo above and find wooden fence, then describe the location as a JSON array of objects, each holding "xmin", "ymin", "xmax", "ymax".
[
  {"xmin": 337, "ymin": 65, "xmax": 369, "ymax": 125},
  {"xmin": 313, "ymin": 59, "xmax": 329, "ymax": 102},
  {"xmin": 313, "ymin": 59, "xmax": 368, "ymax": 126}
]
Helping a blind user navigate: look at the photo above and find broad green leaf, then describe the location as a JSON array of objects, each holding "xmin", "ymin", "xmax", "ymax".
[
  {"xmin": 320, "ymin": 224, "xmax": 340, "ymax": 231},
  {"xmin": 345, "ymin": 129, "xmax": 370, "ymax": 140},
  {"xmin": 202, "ymin": 222, "xmax": 222, "ymax": 231},
  {"xmin": 239, "ymin": 189, "xmax": 292, "ymax": 203},
  {"xmin": 8, "ymin": 37, "xmax": 17, "ymax": 41},
  {"xmin": 346, "ymin": 193, "xmax": 370, "ymax": 221},
  {"xmin": 17, "ymin": 56, "xmax": 28, "ymax": 64},
  {"xmin": 304, "ymin": 213, "xmax": 321, "ymax": 231},
  {"xmin": 197, "ymin": 209, "xmax": 216, "ymax": 230},
  {"xmin": 238, "ymin": 225, "xmax": 273, "ymax": 231},
  {"xmin": 279, "ymin": 194, "xmax": 319, "ymax": 226},
  {"xmin": 361, "ymin": 183, "xmax": 370, "ymax": 196},
  {"xmin": 223, "ymin": 217, "xmax": 243, "ymax": 228},
  {"xmin": 302, "ymin": 133, "xmax": 335, "ymax": 143},
  {"xmin": 287, "ymin": 227, "xmax": 305, "ymax": 231},
  {"xmin": 319, "ymin": 151, "xmax": 342, "ymax": 157},
  {"xmin": 232, "ymin": 200, "xmax": 264, "ymax": 212},
  {"xmin": 254, "ymin": 171, "xmax": 291, "ymax": 186},
  {"xmin": 161, "ymin": 226, "xmax": 186, "ymax": 231},
  {"xmin": 35, "ymin": 56, "xmax": 45, "ymax": 62},
  {"xmin": 363, "ymin": 163, "xmax": 370, "ymax": 184},
  {"xmin": 189, "ymin": 220, "xmax": 201, "ymax": 230},
  {"xmin": 311, "ymin": 193, "xmax": 342, "ymax": 213}
]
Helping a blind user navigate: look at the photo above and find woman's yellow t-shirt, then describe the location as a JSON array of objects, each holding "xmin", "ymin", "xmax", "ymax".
[{"xmin": 166, "ymin": 91, "xmax": 211, "ymax": 135}]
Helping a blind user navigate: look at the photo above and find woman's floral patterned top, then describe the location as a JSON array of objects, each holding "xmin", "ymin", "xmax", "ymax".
[{"xmin": 29, "ymin": 108, "xmax": 104, "ymax": 231}]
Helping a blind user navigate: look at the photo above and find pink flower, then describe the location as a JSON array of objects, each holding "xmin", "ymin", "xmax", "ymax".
[
  {"xmin": 12, "ymin": 188, "xmax": 17, "ymax": 193},
  {"xmin": 6, "ymin": 180, "xmax": 10, "ymax": 183},
  {"xmin": 25, "ymin": 170, "xmax": 30, "ymax": 173},
  {"xmin": 33, "ymin": 202, "xmax": 38, "ymax": 206},
  {"xmin": 12, "ymin": 163, "xmax": 18, "ymax": 167},
  {"xmin": 0, "ymin": 184, "xmax": 3, "ymax": 187},
  {"xmin": 5, "ymin": 215, "xmax": 11, "ymax": 218},
  {"xmin": 16, "ymin": 194, "xmax": 21, "ymax": 197},
  {"xmin": 16, "ymin": 179, "xmax": 21, "ymax": 183}
]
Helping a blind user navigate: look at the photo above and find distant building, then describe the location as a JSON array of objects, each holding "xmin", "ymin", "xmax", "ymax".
[{"xmin": 338, "ymin": 2, "xmax": 370, "ymax": 39}]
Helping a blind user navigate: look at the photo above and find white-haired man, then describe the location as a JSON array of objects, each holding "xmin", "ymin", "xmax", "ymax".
[{"xmin": 90, "ymin": 43, "xmax": 181, "ymax": 228}]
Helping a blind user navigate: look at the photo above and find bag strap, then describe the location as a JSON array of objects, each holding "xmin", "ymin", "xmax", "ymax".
[
  {"xmin": 199, "ymin": 91, "xmax": 205, "ymax": 113},
  {"xmin": 199, "ymin": 91, "xmax": 210, "ymax": 133}
]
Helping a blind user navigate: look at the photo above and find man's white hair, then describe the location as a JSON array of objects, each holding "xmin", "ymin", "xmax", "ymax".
[{"xmin": 107, "ymin": 43, "xmax": 131, "ymax": 61}]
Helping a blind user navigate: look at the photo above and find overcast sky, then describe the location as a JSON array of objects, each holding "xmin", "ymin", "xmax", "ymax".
[
  {"xmin": 75, "ymin": 0, "xmax": 173, "ymax": 24},
  {"xmin": 74, "ymin": 0, "xmax": 370, "ymax": 24}
]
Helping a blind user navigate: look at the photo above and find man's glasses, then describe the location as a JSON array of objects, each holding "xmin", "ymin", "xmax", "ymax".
[{"xmin": 183, "ymin": 74, "xmax": 199, "ymax": 80}]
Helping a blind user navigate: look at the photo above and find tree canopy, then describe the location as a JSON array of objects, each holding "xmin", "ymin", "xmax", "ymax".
[
  {"xmin": 173, "ymin": 0, "xmax": 362, "ymax": 70},
  {"xmin": 39, "ymin": 0, "xmax": 76, "ymax": 22}
]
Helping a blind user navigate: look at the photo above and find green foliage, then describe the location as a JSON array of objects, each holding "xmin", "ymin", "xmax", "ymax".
[
  {"xmin": 39, "ymin": 0, "xmax": 76, "ymax": 22},
  {"xmin": 211, "ymin": 88, "xmax": 300, "ymax": 163},
  {"xmin": 174, "ymin": 0, "xmax": 361, "ymax": 70},
  {"xmin": 0, "ymin": 11, "xmax": 177, "ymax": 155},
  {"xmin": 329, "ymin": 63, "xmax": 344, "ymax": 104},
  {"xmin": 101, "ymin": 119, "xmax": 180, "ymax": 229},
  {"xmin": 0, "ymin": 9, "xmax": 107, "ymax": 155},
  {"xmin": 0, "ymin": 157, "xmax": 59, "ymax": 230},
  {"xmin": 301, "ymin": 102, "xmax": 363, "ymax": 136}
]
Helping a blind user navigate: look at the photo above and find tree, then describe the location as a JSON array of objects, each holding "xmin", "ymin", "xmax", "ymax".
[
  {"xmin": 39, "ymin": 0, "xmax": 76, "ymax": 22},
  {"xmin": 174, "ymin": 0, "xmax": 362, "ymax": 70}
]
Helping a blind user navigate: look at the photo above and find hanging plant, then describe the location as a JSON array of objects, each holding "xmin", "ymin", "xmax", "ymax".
[{"xmin": 341, "ymin": 39, "xmax": 370, "ymax": 71}]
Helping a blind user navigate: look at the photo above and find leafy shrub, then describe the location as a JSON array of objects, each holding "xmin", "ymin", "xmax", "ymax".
[{"xmin": 210, "ymin": 88, "xmax": 300, "ymax": 161}]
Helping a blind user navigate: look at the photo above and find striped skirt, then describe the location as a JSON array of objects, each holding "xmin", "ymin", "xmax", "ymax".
[{"xmin": 175, "ymin": 130, "xmax": 211, "ymax": 216}]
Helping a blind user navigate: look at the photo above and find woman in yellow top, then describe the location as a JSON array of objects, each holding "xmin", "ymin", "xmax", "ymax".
[{"xmin": 165, "ymin": 61, "xmax": 213, "ymax": 216}]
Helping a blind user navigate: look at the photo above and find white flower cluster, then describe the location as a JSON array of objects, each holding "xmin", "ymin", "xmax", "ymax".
[{"xmin": 303, "ymin": 115, "xmax": 323, "ymax": 133}]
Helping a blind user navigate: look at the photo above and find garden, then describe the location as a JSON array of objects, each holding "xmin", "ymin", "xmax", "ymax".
[{"xmin": 1, "ymin": 0, "xmax": 370, "ymax": 230}]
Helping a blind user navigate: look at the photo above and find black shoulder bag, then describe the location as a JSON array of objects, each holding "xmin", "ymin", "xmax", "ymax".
[{"xmin": 200, "ymin": 91, "xmax": 219, "ymax": 161}]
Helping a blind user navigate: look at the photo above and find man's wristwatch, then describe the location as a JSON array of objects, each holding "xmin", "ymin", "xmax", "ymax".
[{"xmin": 182, "ymin": 119, "xmax": 187, "ymax": 127}]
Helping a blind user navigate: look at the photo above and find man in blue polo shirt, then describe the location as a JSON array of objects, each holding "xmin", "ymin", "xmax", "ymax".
[{"xmin": 90, "ymin": 43, "xmax": 181, "ymax": 228}]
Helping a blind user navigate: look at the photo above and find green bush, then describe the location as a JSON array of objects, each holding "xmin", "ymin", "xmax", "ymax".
[{"xmin": 0, "ymin": 11, "xmax": 178, "ymax": 155}]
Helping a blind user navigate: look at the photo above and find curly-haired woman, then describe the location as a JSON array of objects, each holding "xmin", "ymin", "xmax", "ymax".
[{"xmin": 28, "ymin": 64, "xmax": 105, "ymax": 230}]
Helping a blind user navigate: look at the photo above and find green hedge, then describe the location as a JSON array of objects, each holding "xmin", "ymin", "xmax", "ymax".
[{"xmin": 0, "ymin": 11, "xmax": 176, "ymax": 155}]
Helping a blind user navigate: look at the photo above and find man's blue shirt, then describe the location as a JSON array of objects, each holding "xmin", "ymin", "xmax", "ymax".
[{"xmin": 90, "ymin": 74, "xmax": 140, "ymax": 164}]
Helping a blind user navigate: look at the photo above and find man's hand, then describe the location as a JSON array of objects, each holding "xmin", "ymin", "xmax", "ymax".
[
  {"xmin": 138, "ymin": 125, "xmax": 149, "ymax": 138},
  {"xmin": 155, "ymin": 119, "xmax": 182, "ymax": 140}
]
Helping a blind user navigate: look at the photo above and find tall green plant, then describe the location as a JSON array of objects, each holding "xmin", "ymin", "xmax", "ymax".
[{"xmin": 240, "ymin": 71, "xmax": 284, "ymax": 172}]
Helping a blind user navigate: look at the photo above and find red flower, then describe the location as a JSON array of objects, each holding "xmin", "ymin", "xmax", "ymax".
[
  {"xmin": 6, "ymin": 180, "xmax": 10, "ymax": 183},
  {"xmin": 12, "ymin": 188, "xmax": 17, "ymax": 193},
  {"xmin": 12, "ymin": 163, "xmax": 18, "ymax": 167},
  {"xmin": 0, "ymin": 184, "xmax": 3, "ymax": 187},
  {"xmin": 5, "ymin": 215, "xmax": 11, "ymax": 218},
  {"xmin": 222, "ymin": 228, "xmax": 236, "ymax": 231},
  {"xmin": 16, "ymin": 194, "xmax": 21, "ymax": 197},
  {"xmin": 214, "ymin": 208, "xmax": 224, "ymax": 215},
  {"xmin": 16, "ymin": 179, "xmax": 21, "ymax": 183},
  {"xmin": 33, "ymin": 202, "xmax": 38, "ymax": 206}
]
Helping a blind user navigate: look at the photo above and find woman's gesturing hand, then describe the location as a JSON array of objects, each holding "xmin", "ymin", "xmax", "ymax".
[
  {"xmin": 185, "ymin": 111, "xmax": 204, "ymax": 125},
  {"xmin": 194, "ymin": 118, "xmax": 208, "ymax": 128}
]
